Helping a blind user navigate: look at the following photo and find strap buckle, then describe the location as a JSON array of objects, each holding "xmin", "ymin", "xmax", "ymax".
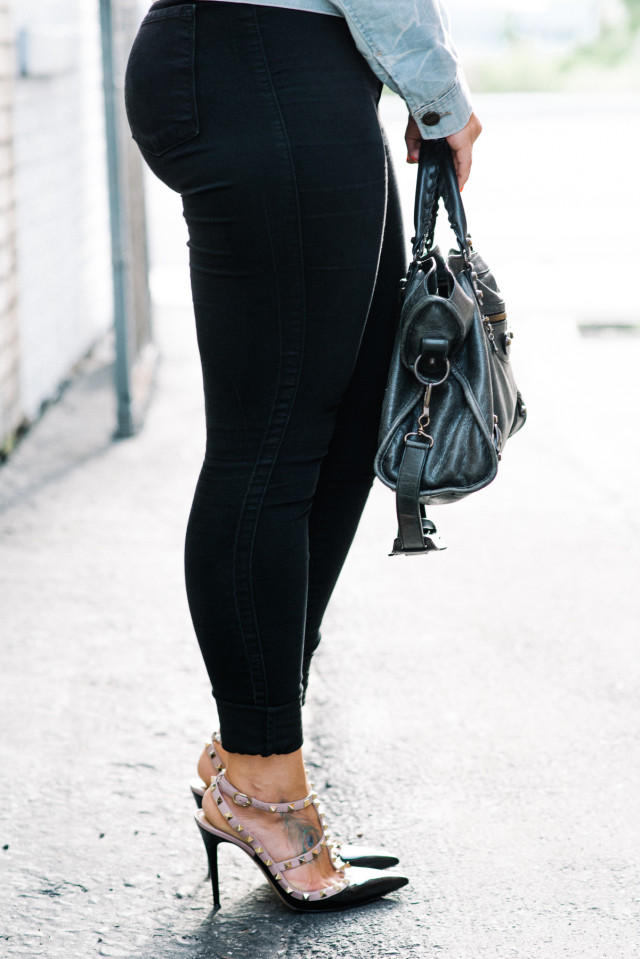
[
  {"xmin": 233, "ymin": 792, "xmax": 253, "ymax": 807},
  {"xmin": 390, "ymin": 507, "xmax": 447, "ymax": 556}
]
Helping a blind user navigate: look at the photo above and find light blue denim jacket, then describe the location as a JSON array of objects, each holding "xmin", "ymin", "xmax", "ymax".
[{"xmin": 207, "ymin": 0, "xmax": 473, "ymax": 137}]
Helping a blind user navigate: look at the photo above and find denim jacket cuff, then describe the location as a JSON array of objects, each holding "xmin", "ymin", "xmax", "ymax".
[{"xmin": 409, "ymin": 72, "xmax": 473, "ymax": 139}]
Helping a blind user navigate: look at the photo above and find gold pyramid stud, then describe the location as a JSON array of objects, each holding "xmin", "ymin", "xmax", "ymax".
[
  {"xmin": 265, "ymin": 859, "xmax": 273, "ymax": 867},
  {"xmin": 285, "ymin": 886, "xmax": 294, "ymax": 895},
  {"xmin": 309, "ymin": 781, "xmax": 315, "ymax": 788},
  {"xmin": 269, "ymin": 805, "xmax": 277, "ymax": 813},
  {"xmin": 245, "ymin": 835, "xmax": 254, "ymax": 844},
  {"xmin": 284, "ymin": 861, "xmax": 293, "ymax": 870},
  {"xmin": 287, "ymin": 803, "xmax": 295, "ymax": 812},
  {"xmin": 274, "ymin": 873, "xmax": 283, "ymax": 881},
  {"xmin": 216, "ymin": 763, "xmax": 224, "ymax": 772},
  {"xmin": 312, "ymin": 849, "xmax": 321, "ymax": 858},
  {"xmin": 303, "ymin": 799, "xmax": 311, "ymax": 808},
  {"xmin": 303, "ymin": 893, "xmax": 310, "ymax": 901},
  {"xmin": 216, "ymin": 797, "xmax": 223, "ymax": 805},
  {"xmin": 254, "ymin": 846, "xmax": 264, "ymax": 855},
  {"xmin": 224, "ymin": 811, "xmax": 233, "ymax": 821},
  {"xmin": 299, "ymin": 857, "xmax": 307, "ymax": 866},
  {"xmin": 235, "ymin": 825, "xmax": 244, "ymax": 833},
  {"xmin": 319, "ymin": 890, "xmax": 327, "ymax": 898}
]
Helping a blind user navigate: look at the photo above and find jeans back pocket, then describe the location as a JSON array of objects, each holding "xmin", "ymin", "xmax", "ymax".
[{"xmin": 125, "ymin": 4, "xmax": 199, "ymax": 157}]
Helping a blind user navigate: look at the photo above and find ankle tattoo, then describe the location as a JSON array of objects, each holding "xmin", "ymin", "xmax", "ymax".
[{"xmin": 279, "ymin": 811, "xmax": 321, "ymax": 853}]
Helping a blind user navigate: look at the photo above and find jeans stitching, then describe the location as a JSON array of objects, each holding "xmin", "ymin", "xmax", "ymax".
[{"xmin": 229, "ymin": 8, "xmax": 307, "ymax": 732}]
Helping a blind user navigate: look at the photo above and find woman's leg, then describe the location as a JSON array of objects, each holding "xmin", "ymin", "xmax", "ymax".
[
  {"xmin": 182, "ymin": 2, "xmax": 395, "ymax": 891},
  {"xmin": 128, "ymin": 0, "xmax": 405, "ymax": 742},
  {"xmin": 126, "ymin": 0, "xmax": 404, "ymax": 894},
  {"xmin": 302, "ymin": 141, "xmax": 405, "ymax": 692},
  {"xmin": 193, "ymin": 158, "xmax": 405, "ymax": 885},
  {"xmin": 179, "ymin": 3, "xmax": 392, "ymax": 756},
  {"xmin": 199, "ymin": 146, "xmax": 404, "ymax": 777}
]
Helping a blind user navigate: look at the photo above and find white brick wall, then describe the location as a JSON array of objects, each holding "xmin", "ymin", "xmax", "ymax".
[
  {"xmin": 12, "ymin": 0, "xmax": 112, "ymax": 421},
  {"xmin": 0, "ymin": 1, "xmax": 20, "ymax": 452}
]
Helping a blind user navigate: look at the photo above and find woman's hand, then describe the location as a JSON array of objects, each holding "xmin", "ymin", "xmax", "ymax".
[
  {"xmin": 404, "ymin": 116, "xmax": 423, "ymax": 165},
  {"xmin": 405, "ymin": 111, "xmax": 482, "ymax": 191}
]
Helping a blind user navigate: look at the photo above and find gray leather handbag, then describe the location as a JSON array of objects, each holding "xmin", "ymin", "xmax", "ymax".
[{"xmin": 374, "ymin": 139, "xmax": 527, "ymax": 554}]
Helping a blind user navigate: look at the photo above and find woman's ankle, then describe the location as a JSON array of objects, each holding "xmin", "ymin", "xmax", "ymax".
[{"xmin": 225, "ymin": 748, "xmax": 309, "ymax": 802}]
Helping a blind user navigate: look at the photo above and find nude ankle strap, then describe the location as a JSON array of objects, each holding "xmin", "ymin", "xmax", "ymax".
[
  {"xmin": 205, "ymin": 731, "xmax": 224, "ymax": 773},
  {"xmin": 216, "ymin": 771, "xmax": 318, "ymax": 813}
]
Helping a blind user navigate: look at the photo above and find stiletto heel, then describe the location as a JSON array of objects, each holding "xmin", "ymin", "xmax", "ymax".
[
  {"xmin": 190, "ymin": 734, "xmax": 400, "ymax": 869},
  {"xmin": 197, "ymin": 821, "xmax": 223, "ymax": 909},
  {"xmin": 194, "ymin": 773, "xmax": 408, "ymax": 913}
]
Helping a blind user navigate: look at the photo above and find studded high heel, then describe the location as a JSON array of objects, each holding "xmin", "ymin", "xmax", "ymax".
[
  {"xmin": 190, "ymin": 732, "xmax": 225, "ymax": 797},
  {"xmin": 189, "ymin": 733, "xmax": 400, "ymax": 869},
  {"xmin": 195, "ymin": 772, "xmax": 408, "ymax": 912}
]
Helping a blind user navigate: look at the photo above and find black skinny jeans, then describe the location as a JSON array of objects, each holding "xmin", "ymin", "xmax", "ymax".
[{"xmin": 125, "ymin": 0, "xmax": 405, "ymax": 755}]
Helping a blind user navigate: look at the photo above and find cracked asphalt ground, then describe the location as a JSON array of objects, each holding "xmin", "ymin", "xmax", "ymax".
[{"xmin": 2, "ymin": 94, "xmax": 640, "ymax": 957}]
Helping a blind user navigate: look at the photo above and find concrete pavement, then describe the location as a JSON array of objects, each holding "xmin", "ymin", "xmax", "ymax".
[{"xmin": 1, "ymin": 92, "xmax": 640, "ymax": 958}]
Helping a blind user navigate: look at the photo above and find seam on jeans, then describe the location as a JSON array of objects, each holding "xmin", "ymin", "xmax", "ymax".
[
  {"xmin": 304, "ymin": 137, "xmax": 389, "ymax": 643},
  {"xmin": 227, "ymin": 11, "xmax": 282, "ymax": 709},
  {"xmin": 244, "ymin": 5, "xmax": 307, "ymax": 707},
  {"xmin": 230, "ymin": 7, "xmax": 307, "ymax": 727},
  {"xmin": 310, "ymin": 143, "xmax": 388, "ymax": 510}
]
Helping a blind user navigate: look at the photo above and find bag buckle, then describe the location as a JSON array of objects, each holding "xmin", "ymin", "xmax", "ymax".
[{"xmin": 390, "ymin": 509, "xmax": 447, "ymax": 556}]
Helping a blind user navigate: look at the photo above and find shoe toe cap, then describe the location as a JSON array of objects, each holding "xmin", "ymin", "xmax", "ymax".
[
  {"xmin": 339, "ymin": 843, "xmax": 400, "ymax": 869},
  {"xmin": 343, "ymin": 865, "xmax": 409, "ymax": 897}
]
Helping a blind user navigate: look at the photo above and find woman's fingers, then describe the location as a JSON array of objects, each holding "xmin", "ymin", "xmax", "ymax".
[
  {"xmin": 445, "ymin": 112, "xmax": 482, "ymax": 190},
  {"xmin": 404, "ymin": 116, "xmax": 422, "ymax": 164}
]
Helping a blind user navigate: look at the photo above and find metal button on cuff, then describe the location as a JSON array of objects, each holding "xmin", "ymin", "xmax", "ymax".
[{"xmin": 421, "ymin": 111, "xmax": 441, "ymax": 126}]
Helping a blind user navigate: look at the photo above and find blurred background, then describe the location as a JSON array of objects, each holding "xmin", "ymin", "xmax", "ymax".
[{"xmin": 450, "ymin": 0, "xmax": 640, "ymax": 92}]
